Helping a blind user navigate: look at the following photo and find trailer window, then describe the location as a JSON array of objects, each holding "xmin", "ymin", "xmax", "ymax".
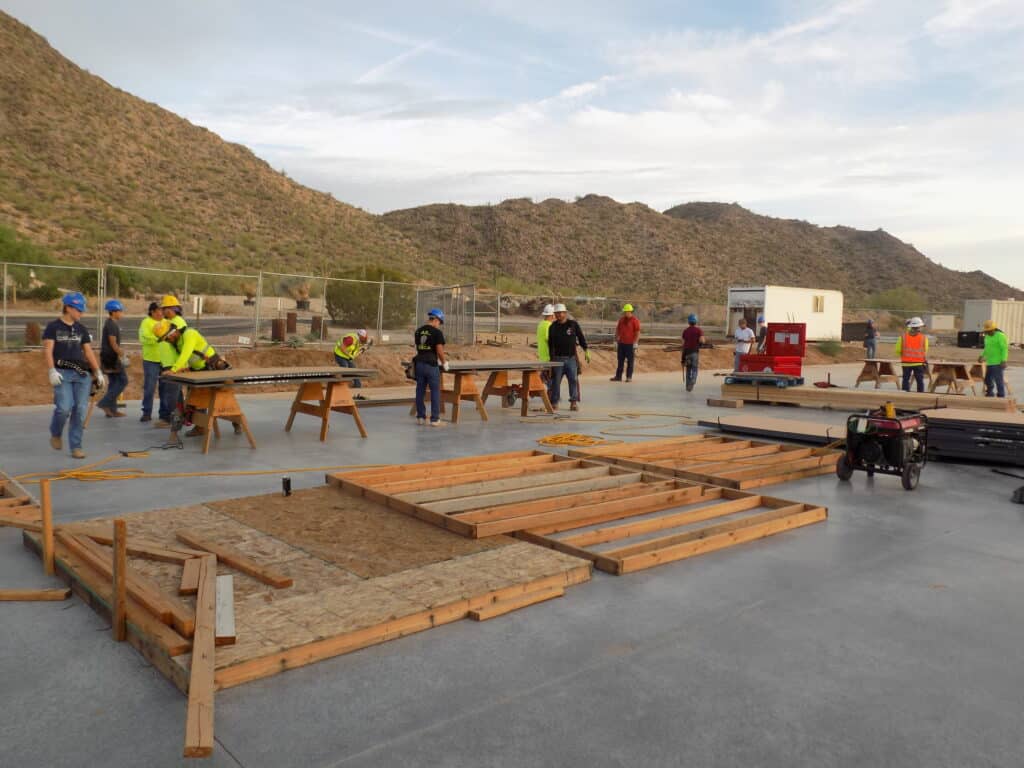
[{"xmin": 812, "ymin": 295, "xmax": 825, "ymax": 313}]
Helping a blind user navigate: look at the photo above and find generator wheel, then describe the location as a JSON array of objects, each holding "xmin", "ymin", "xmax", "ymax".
[
  {"xmin": 901, "ymin": 462, "xmax": 921, "ymax": 491},
  {"xmin": 835, "ymin": 454, "xmax": 854, "ymax": 481}
]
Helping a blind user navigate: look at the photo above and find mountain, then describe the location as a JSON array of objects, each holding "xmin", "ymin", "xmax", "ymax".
[
  {"xmin": 382, "ymin": 196, "xmax": 1022, "ymax": 307},
  {"xmin": 0, "ymin": 11, "xmax": 427, "ymax": 277}
]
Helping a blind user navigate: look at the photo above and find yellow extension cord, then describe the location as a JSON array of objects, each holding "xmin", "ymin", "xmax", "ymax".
[{"xmin": 532, "ymin": 411, "xmax": 698, "ymax": 446}]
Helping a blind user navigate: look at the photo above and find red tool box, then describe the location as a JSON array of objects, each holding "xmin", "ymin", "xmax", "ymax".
[
  {"xmin": 736, "ymin": 354, "xmax": 803, "ymax": 376},
  {"xmin": 739, "ymin": 322, "xmax": 806, "ymax": 376}
]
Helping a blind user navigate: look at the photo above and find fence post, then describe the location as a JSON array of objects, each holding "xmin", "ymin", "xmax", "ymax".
[
  {"xmin": 253, "ymin": 272, "xmax": 264, "ymax": 346},
  {"xmin": 2, "ymin": 263, "xmax": 6, "ymax": 350},
  {"xmin": 96, "ymin": 268, "xmax": 105, "ymax": 336},
  {"xmin": 377, "ymin": 281, "xmax": 385, "ymax": 341},
  {"xmin": 496, "ymin": 293, "xmax": 501, "ymax": 334},
  {"xmin": 321, "ymin": 277, "xmax": 329, "ymax": 342}
]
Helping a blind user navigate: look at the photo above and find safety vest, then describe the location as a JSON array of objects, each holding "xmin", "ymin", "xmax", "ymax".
[
  {"xmin": 900, "ymin": 332, "xmax": 926, "ymax": 365},
  {"xmin": 174, "ymin": 327, "xmax": 216, "ymax": 371},
  {"xmin": 334, "ymin": 334, "xmax": 360, "ymax": 360}
]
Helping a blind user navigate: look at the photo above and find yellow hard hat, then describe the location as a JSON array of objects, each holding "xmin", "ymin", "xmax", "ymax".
[
  {"xmin": 983, "ymin": 320, "xmax": 997, "ymax": 331},
  {"xmin": 153, "ymin": 320, "xmax": 173, "ymax": 339},
  {"xmin": 160, "ymin": 294, "xmax": 182, "ymax": 309},
  {"xmin": 622, "ymin": 303, "xmax": 634, "ymax": 312}
]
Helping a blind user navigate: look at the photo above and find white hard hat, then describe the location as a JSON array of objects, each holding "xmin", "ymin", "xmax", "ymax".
[
  {"xmin": 356, "ymin": 328, "xmax": 368, "ymax": 339},
  {"xmin": 553, "ymin": 303, "xmax": 567, "ymax": 313},
  {"xmin": 542, "ymin": 304, "xmax": 555, "ymax": 316},
  {"xmin": 907, "ymin": 316, "xmax": 924, "ymax": 328}
]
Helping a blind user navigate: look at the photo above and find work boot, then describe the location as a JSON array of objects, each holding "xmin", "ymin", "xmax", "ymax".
[
  {"xmin": 416, "ymin": 417, "xmax": 426, "ymax": 425},
  {"xmin": 140, "ymin": 414, "xmax": 152, "ymax": 423},
  {"xmin": 49, "ymin": 435, "xmax": 62, "ymax": 451},
  {"xmin": 185, "ymin": 426, "xmax": 205, "ymax": 437},
  {"xmin": 71, "ymin": 448, "xmax": 86, "ymax": 459},
  {"xmin": 232, "ymin": 422, "xmax": 243, "ymax": 435},
  {"xmin": 609, "ymin": 377, "xmax": 621, "ymax": 382},
  {"xmin": 570, "ymin": 401, "xmax": 579, "ymax": 412},
  {"xmin": 103, "ymin": 407, "xmax": 116, "ymax": 418},
  {"xmin": 154, "ymin": 419, "xmax": 170, "ymax": 428},
  {"xmin": 625, "ymin": 378, "xmax": 632, "ymax": 383}
]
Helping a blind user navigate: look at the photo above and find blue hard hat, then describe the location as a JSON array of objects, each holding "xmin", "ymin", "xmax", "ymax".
[
  {"xmin": 688, "ymin": 313, "xmax": 698, "ymax": 324},
  {"xmin": 62, "ymin": 292, "xmax": 87, "ymax": 312},
  {"xmin": 427, "ymin": 307, "xmax": 445, "ymax": 324},
  {"xmin": 757, "ymin": 315, "xmax": 765, "ymax": 323},
  {"xmin": 105, "ymin": 299, "xmax": 124, "ymax": 313}
]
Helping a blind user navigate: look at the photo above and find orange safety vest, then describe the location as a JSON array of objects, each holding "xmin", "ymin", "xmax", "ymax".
[{"xmin": 900, "ymin": 332, "xmax": 926, "ymax": 364}]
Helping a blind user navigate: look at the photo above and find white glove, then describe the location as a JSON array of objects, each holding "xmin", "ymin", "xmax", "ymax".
[
  {"xmin": 122, "ymin": 352, "xmax": 131, "ymax": 367},
  {"xmin": 94, "ymin": 371, "xmax": 107, "ymax": 390},
  {"xmin": 48, "ymin": 368, "xmax": 63, "ymax": 387},
  {"xmin": 633, "ymin": 344, "xmax": 639, "ymax": 353},
  {"xmin": 442, "ymin": 360, "xmax": 450, "ymax": 372}
]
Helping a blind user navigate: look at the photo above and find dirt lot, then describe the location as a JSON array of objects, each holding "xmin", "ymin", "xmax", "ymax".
[{"xmin": 0, "ymin": 336, "xmax": 884, "ymax": 407}]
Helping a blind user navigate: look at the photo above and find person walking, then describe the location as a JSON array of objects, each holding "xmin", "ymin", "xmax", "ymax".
[
  {"xmin": 681, "ymin": 314, "xmax": 706, "ymax": 392},
  {"xmin": 138, "ymin": 301, "xmax": 163, "ymax": 422},
  {"xmin": 42, "ymin": 292, "xmax": 105, "ymax": 459},
  {"xmin": 334, "ymin": 329, "xmax": 372, "ymax": 389},
  {"xmin": 755, "ymin": 315, "xmax": 768, "ymax": 353},
  {"xmin": 548, "ymin": 303, "xmax": 589, "ymax": 411},
  {"xmin": 537, "ymin": 304, "xmax": 555, "ymax": 397},
  {"xmin": 610, "ymin": 303, "xmax": 641, "ymax": 382},
  {"xmin": 96, "ymin": 299, "xmax": 128, "ymax": 418},
  {"xmin": 895, "ymin": 316, "xmax": 929, "ymax": 392},
  {"xmin": 864, "ymin": 319, "xmax": 878, "ymax": 360},
  {"xmin": 413, "ymin": 308, "xmax": 448, "ymax": 426},
  {"xmin": 154, "ymin": 295, "xmax": 187, "ymax": 428},
  {"xmin": 733, "ymin": 317, "xmax": 755, "ymax": 371},
  {"xmin": 979, "ymin": 320, "xmax": 1009, "ymax": 398}
]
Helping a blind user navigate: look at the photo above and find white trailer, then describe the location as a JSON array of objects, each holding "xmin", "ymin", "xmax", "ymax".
[
  {"xmin": 726, "ymin": 285, "xmax": 844, "ymax": 340},
  {"xmin": 962, "ymin": 299, "xmax": 1024, "ymax": 344}
]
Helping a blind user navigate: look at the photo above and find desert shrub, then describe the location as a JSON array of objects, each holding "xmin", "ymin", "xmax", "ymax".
[
  {"xmin": 24, "ymin": 284, "xmax": 61, "ymax": 301},
  {"xmin": 203, "ymin": 296, "xmax": 222, "ymax": 314},
  {"xmin": 817, "ymin": 338, "xmax": 843, "ymax": 357}
]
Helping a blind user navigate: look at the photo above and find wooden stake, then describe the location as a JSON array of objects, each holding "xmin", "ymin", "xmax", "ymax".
[
  {"xmin": 112, "ymin": 519, "xmax": 127, "ymax": 642},
  {"xmin": 184, "ymin": 556, "xmax": 216, "ymax": 758},
  {"xmin": 0, "ymin": 588, "xmax": 71, "ymax": 601},
  {"xmin": 40, "ymin": 479, "xmax": 54, "ymax": 576}
]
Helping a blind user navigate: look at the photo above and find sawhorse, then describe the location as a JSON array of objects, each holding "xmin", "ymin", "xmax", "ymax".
[
  {"xmin": 481, "ymin": 370, "xmax": 554, "ymax": 416},
  {"xmin": 185, "ymin": 387, "xmax": 257, "ymax": 455},
  {"xmin": 286, "ymin": 380, "xmax": 367, "ymax": 440}
]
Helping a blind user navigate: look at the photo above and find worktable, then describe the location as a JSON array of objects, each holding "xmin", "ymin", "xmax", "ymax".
[
  {"xmin": 162, "ymin": 366, "xmax": 377, "ymax": 452},
  {"xmin": 412, "ymin": 361, "xmax": 563, "ymax": 423},
  {"xmin": 855, "ymin": 359, "xmax": 932, "ymax": 389}
]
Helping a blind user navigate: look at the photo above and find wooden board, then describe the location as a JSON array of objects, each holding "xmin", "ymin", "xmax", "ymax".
[
  {"xmin": 184, "ymin": 556, "xmax": 216, "ymax": 758},
  {"xmin": 569, "ymin": 435, "xmax": 840, "ymax": 490},
  {"xmin": 0, "ymin": 588, "xmax": 71, "ymax": 601},
  {"xmin": 721, "ymin": 382, "xmax": 1017, "ymax": 412},
  {"xmin": 175, "ymin": 530, "xmax": 294, "ymax": 588},
  {"xmin": 215, "ymin": 575, "xmax": 236, "ymax": 646},
  {"xmin": 468, "ymin": 586, "xmax": 564, "ymax": 620},
  {"xmin": 697, "ymin": 415, "xmax": 841, "ymax": 446}
]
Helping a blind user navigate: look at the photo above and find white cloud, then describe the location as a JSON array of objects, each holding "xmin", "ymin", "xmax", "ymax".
[{"xmin": 926, "ymin": 0, "xmax": 1024, "ymax": 43}]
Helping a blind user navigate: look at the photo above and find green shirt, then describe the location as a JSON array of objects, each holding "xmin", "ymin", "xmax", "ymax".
[
  {"xmin": 138, "ymin": 316, "xmax": 162, "ymax": 363},
  {"xmin": 536, "ymin": 319, "xmax": 552, "ymax": 361},
  {"xmin": 982, "ymin": 330, "xmax": 1009, "ymax": 366}
]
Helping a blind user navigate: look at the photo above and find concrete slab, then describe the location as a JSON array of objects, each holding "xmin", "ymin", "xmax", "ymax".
[{"xmin": 2, "ymin": 364, "xmax": 1023, "ymax": 766}]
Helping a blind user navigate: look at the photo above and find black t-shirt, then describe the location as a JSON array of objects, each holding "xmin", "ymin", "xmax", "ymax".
[
  {"xmin": 43, "ymin": 318, "xmax": 91, "ymax": 364},
  {"xmin": 100, "ymin": 318, "xmax": 122, "ymax": 370},
  {"xmin": 413, "ymin": 324, "xmax": 445, "ymax": 365},
  {"xmin": 548, "ymin": 319, "xmax": 587, "ymax": 358}
]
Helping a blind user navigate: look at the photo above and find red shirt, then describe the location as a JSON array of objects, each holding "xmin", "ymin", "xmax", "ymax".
[
  {"xmin": 616, "ymin": 315, "xmax": 641, "ymax": 344},
  {"xmin": 682, "ymin": 325, "xmax": 704, "ymax": 352}
]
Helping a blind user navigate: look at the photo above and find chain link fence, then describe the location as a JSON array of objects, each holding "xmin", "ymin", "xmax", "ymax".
[
  {"xmin": 416, "ymin": 284, "xmax": 475, "ymax": 345},
  {"xmin": 1, "ymin": 262, "xmax": 104, "ymax": 349}
]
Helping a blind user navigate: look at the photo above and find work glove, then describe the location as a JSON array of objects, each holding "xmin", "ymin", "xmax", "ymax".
[
  {"xmin": 442, "ymin": 360, "xmax": 450, "ymax": 372},
  {"xmin": 48, "ymin": 368, "xmax": 63, "ymax": 387},
  {"xmin": 94, "ymin": 371, "xmax": 107, "ymax": 391},
  {"xmin": 584, "ymin": 350, "xmax": 592, "ymax": 364},
  {"xmin": 122, "ymin": 352, "xmax": 131, "ymax": 367},
  {"xmin": 633, "ymin": 344, "xmax": 639, "ymax": 353}
]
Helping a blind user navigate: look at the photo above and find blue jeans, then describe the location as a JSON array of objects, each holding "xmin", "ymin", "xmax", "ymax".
[
  {"xmin": 864, "ymin": 341, "xmax": 877, "ymax": 360},
  {"xmin": 335, "ymin": 355, "xmax": 361, "ymax": 388},
  {"xmin": 415, "ymin": 361, "xmax": 441, "ymax": 421},
  {"xmin": 984, "ymin": 364, "xmax": 1006, "ymax": 398},
  {"xmin": 614, "ymin": 342, "xmax": 635, "ymax": 380},
  {"xmin": 51, "ymin": 370, "xmax": 91, "ymax": 451},
  {"xmin": 97, "ymin": 369, "xmax": 128, "ymax": 410},
  {"xmin": 159, "ymin": 370, "xmax": 179, "ymax": 421},
  {"xmin": 141, "ymin": 360, "xmax": 161, "ymax": 417},
  {"xmin": 551, "ymin": 355, "xmax": 579, "ymax": 405},
  {"xmin": 683, "ymin": 351, "xmax": 699, "ymax": 390},
  {"xmin": 902, "ymin": 366, "xmax": 925, "ymax": 392}
]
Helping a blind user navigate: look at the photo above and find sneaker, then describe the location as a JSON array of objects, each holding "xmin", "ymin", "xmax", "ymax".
[
  {"xmin": 416, "ymin": 417, "xmax": 426, "ymax": 425},
  {"xmin": 140, "ymin": 414, "xmax": 152, "ymax": 423},
  {"xmin": 429, "ymin": 420, "xmax": 445, "ymax": 427},
  {"xmin": 570, "ymin": 402, "xmax": 579, "ymax": 411},
  {"xmin": 685, "ymin": 383, "xmax": 694, "ymax": 392},
  {"xmin": 49, "ymin": 435, "xmax": 62, "ymax": 451},
  {"xmin": 154, "ymin": 419, "xmax": 170, "ymax": 428},
  {"xmin": 112, "ymin": 409, "xmax": 126, "ymax": 417},
  {"xmin": 185, "ymin": 427, "xmax": 204, "ymax": 437},
  {"xmin": 609, "ymin": 377, "xmax": 622, "ymax": 382},
  {"xmin": 71, "ymin": 448, "xmax": 86, "ymax": 459},
  {"xmin": 102, "ymin": 407, "xmax": 116, "ymax": 418}
]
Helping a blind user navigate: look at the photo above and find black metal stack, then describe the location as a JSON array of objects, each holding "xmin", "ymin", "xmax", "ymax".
[{"xmin": 927, "ymin": 412, "xmax": 1024, "ymax": 467}]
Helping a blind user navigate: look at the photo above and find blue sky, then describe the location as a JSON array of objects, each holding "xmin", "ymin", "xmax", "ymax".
[{"xmin": 4, "ymin": 0, "xmax": 1023, "ymax": 288}]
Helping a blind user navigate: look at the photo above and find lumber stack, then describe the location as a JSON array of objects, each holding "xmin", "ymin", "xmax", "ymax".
[
  {"xmin": 721, "ymin": 383, "xmax": 1017, "ymax": 413},
  {"xmin": 922, "ymin": 408, "xmax": 1024, "ymax": 466},
  {"xmin": 0, "ymin": 470, "xmax": 42, "ymax": 532}
]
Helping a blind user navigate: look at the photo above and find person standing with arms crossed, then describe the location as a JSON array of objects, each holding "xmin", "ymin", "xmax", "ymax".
[
  {"xmin": 138, "ymin": 301, "xmax": 163, "ymax": 422},
  {"xmin": 610, "ymin": 303, "xmax": 641, "ymax": 382},
  {"xmin": 733, "ymin": 317, "xmax": 755, "ymax": 371},
  {"xmin": 42, "ymin": 292, "xmax": 105, "ymax": 459},
  {"xmin": 97, "ymin": 300, "xmax": 128, "ymax": 418},
  {"xmin": 681, "ymin": 314, "xmax": 706, "ymax": 392},
  {"xmin": 548, "ymin": 303, "xmax": 589, "ymax": 411},
  {"xmin": 413, "ymin": 308, "xmax": 448, "ymax": 426}
]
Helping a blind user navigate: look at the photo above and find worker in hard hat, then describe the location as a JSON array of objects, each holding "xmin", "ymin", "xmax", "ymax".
[
  {"xmin": 979, "ymin": 320, "xmax": 1009, "ymax": 398},
  {"xmin": 412, "ymin": 308, "xmax": 448, "ymax": 426},
  {"xmin": 42, "ymin": 292, "xmax": 105, "ymax": 459},
  {"xmin": 681, "ymin": 313, "xmax": 706, "ymax": 393},
  {"xmin": 96, "ymin": 299, "xmax": 128, "ymax": 418},
  {"xmin": 334, "ymin": 328, "xmax": 372, "ymax": 389},
  {"xmin": 548, "ymin": 303, "xmax": 589, "ymax": 411},
  {"xmin": 154, "ymin": 320, "xmax": 229, "ymax": 374},
  {"xmin": 537, "ymin": 304, "xmax": 555, "ymax": 395},
  {"xmin": 895, "ymin": 316, "xmax": 929, "ymax": 392},
  {"xmin": 611, "ymin": 303, "xmax": 641, "ymax": 382},
  {"xmin": 154, "ymin": 295, "xmax": 188, "ymax": 427},
  {"xmin": 138, "ymin": 301, "xmax": 163, "ymax": 422}
]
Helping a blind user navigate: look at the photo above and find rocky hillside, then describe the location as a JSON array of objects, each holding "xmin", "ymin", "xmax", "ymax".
[{"xmin": 0, "ymin": 11, "xmax": 428, "ymax": 277}]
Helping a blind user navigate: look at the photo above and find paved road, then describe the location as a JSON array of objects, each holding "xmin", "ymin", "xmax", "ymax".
[{"xmin": 2, "ymin": 313, "xmax": 264, "ymax": 342}]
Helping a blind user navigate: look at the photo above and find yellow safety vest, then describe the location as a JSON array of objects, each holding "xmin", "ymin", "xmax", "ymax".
[
  {"xmin": 334, "ymin": 334, "xmax": 361, "ymax": 360},
  {"xmin": 172, "ymin": 327, "xmax": 216, "ymax": 371}
]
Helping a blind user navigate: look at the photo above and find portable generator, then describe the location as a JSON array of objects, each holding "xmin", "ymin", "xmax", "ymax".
[{"xmin": 836, "ymin": 403, "xmax": 928, "ymax": 490}]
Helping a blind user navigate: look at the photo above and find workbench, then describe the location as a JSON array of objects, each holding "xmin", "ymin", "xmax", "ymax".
[
  {"xmin": 855, "ymin": 359, "xmax": 932, "ymax": 389},
  {"xmin": 162, "ymin": 366, "xmax": 377, "ymax": 452},
  {"xmin": 411, "ymin": 361, "xmax": 562, "ymax": 423}
]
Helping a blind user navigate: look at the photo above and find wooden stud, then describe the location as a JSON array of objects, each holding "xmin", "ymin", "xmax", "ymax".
[
  {"xmin": 112, "ymin": 519, "xmax": 127, "ymax": 642},
  {"xmin": 40, "ymin": 479, "xmax": 54, "ymax": 576},
  {"xmin": 215, "ymin": 574, "xmax": 236, "ymax": 647},
  {"xmin": 0, "ymin": 588, "xmax": 71, "ymax": 601},
  {"xmin": 175, "ymin": 530, "xmax": 293, "ymax": 589},
  {"xmin": 184, "ymin": 556, "xmax": 216, "ymax": 758},
  {"xmin": 179, "ymin": 557, "xmax": 202, "ymax": 596},
  {"xmin": 468, "ymin": 586, "xmax": 564, "ymax": 620},
  {"xmin": 452, "ymin": 478, "xmax": 660, "ymax": 523},
  {"xmin": 707, "ymin": 398, "xmax": 743, "ymax": 408},
  {"xmin": 424, "ymin": 472, "xmax": 643, "ymax": 515}
]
